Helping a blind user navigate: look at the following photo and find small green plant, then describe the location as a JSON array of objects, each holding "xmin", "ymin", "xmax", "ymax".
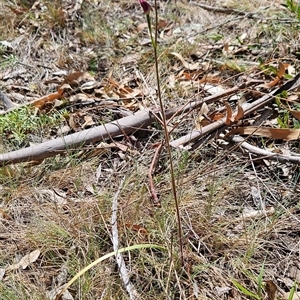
[
  {"xmin": 0, "ymin": 106, "xmax": 67, "ymax": 149},
  {"xmin": 273, "ymin": 93, "xmax": 300, "ymax": 129},
  {"xmin": 0, "ymin": 53, "xmax": 18, "ymax": 68},
  {"xmin": 207, "ymin": 32, "xmax": 224, "ymax": 42},
  {"xmin": 277, "ymin": 109, "xmax": 290, "ymax": 128},
  {"xmin": 232, "ymin": 262, "xmax": 265, "ymax": 300},
  {"xmin": 286, "ymin": 0, "xmax": 300, "ymax": 20},
  {"xmin": 287, "ymin": 281, "xmax": 298, "ymax": 300}
]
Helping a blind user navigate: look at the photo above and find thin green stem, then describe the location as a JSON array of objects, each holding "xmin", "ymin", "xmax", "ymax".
[
  {"xmin": 152, "ymin": 0, "xmax": 184, "ymax": 266},
  {"xmin": 146, "ymin": 15, "xmax": 155, "ymax": 48}
]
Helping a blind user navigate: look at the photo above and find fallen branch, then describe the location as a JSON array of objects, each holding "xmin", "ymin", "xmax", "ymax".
[
  {"xmin": 0, "ymin": 109, "xmax": 154, "ymax": 165},
  {"xmin": 0, "ymin": 81, "xmax": 246, "ymax": 166},
  {"xmin": 231, "ymin": 135, "xmax": 300, "ymax": 164},
  {"xmin": 170, "ymin": 73, "xmax": 300, "ymax": 147}
]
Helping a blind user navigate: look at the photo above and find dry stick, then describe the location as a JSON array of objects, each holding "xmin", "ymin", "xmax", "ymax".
[
  {"xmin": 0, "ymin": 82, "xmax": 247, "ymax": 166},
  {"xmin": 111, "ymin": 177, "xmax": 140, "ymax": 300},
  {"xmin": 191, "ymin": 2, "xmax": 249, "ymax": 15},
  {"xmin": 148, "ymin": 142, "xmax": 163, "ymax": 206},
  {"xmin": 0, "ymin": 109, "xmax": 154, "ymax": 165},
  {"xmin": 231, "ymin": 135, "xmax": 300, "ymax": 164},
  {"xmin": 170, "ymin": 73, "xmax": 300, "ymax": 147},
  {"xmin": 191, "ymin": 2, "xmax": 292, "ymax": 22}
]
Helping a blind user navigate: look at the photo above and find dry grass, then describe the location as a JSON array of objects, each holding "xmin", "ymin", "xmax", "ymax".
[{"xmin": 0, "ymin": 0, "xmax": 300, "ymax": 299}]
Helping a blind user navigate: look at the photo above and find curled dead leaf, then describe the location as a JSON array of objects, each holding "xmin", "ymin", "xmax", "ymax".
[
  {"xmin": 82, "ymin": 115, "xmax": 95, "ymax": 128},
  {"xmin": 266, "ymin": 62, "xmax": 286, "ymax": 88},
  {"xmin": 68, "ymin": 113, "xmax": 80, "ymax": 131},
  {"xmin": 125, "ymin": 223, "xmax": 148, "ymax": 236},
  {"xmin": 265, "ymin": 77, "xmax": 280, "ymax": 88},
  {"xmin": 224, "ymin": 102, "xmax": 234, "ymax": 125},
  {"xmin": 32, "ymin": 88, "xmax": 64, "ymax": 109},
  {"xmin": 227, "ymin": 126, "xmax": 300, "ymax": 141},
  {"xmin": 290, "ymin": 110, "xmax": 300, "ymax": 120},
  {"xmin": 62, "ymin": 71, "xmax": 95, "ymax": 85},
  {"xmin": 234, "ymin": 103, "xmax": 244, "ymax": 121},
  {"xmin": 277, "ymin": 61, "xmax": 286, "ymax": 78},
  {"xmin": 170, "ymin": 52, "xmax": 200, "ymax": 71}
]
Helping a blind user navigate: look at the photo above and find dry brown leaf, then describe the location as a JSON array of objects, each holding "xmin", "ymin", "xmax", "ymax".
[
  {"xmin": 198, "ymin": 75, "xmax": 222, "ymax": 84},
  {"xmin": 125, "ymin": 223, "xmax": 148, "ymax": 236},
  {"xmin": 108, "ymin": 142, "xmax": 129, "ymax": 152},
  {"xmin": 0, "ymin": 208, "xmax": 10, "ymax": 220},
  {"xmin": 290, "ymin": 110, "xmax": 300, "ymax": 120},
  {"xmin": 182, "ymin": 72, "xmax": 192, "ymax": 80},
  {"xmin": 195, "ymin": 103, "xmax": 210, "ymax": 129},
  {"xmin": 266, "ymin": 62, "xmax": 286, "ymax": 88},
  {"xmin": 211, "ymin": 112, "xmax": 224, "ymax": 121},
  {"xmin": 265, "ymin": 76, "xmax": 280, "ymax": 88},
  {"xmin": 118, "ymin": 86, "xmax": 141, "ymax": 98},
  {"xmin": 227, "ymin": 126, "xmax": 300, "ymax": 141},
  {"xmin": 223, "ymin": 41, "xmax": 229, "ymax": 53},
  {"xmin": 234, "ymin": 103, "xmax": 244, "ymax": 121},
  {"xmin": 62, "ymin": 71, "xmax": 95, "ymax": 85},
  {"xmin": 119, "ymin": 53, "xmax": 142, "ymax": 65},
  {"xmin": 5, "ymin": 4, "xmax": 27, "ymax": 14},
  {"xmin": 224, "ymin": 102, "xmax": 234, "ymax": 125},
  {"xmin": 68, "ymin": 113, "xmax": 80, "ymax": 131},
  {"xmin": 82, "ymin": 115, "xmax": 95, "ymax": 128},
  {"xmin": 277, "ymin": 61, "xmax": 286, "ymax": 78},
  {"xmin": 7, "ymin": 250, "xmax": 40, "ymax": 271},
  {"xmin": 236, "ymin": 207, "xmax": 275, "ymax": 221},
  {"xmin": 122, "ymin": 100, "xmax": 139, "ymax": 111},
  {"xmin": 179, "ymin": 70, "xmax": 204, "ymax": 81},
  {"xmin": 287, "ymin": 95, "xmax": 299, "ymax": 102},
  {"xmin": 32, "ymin": 89, "xmax": 64, "ymax": 109},
  {"xmin": 265, "ymin": 280, "xmax": 277, "ymax": 300},
  {"xmin": 157, "ymin": 20, "xmax": 168, "ymax": 30},
  {"xmin": 170, "ymin": 52, "xmax": 200, "ymax": 71},
  {"xmin": 136, "ymin": 22, "xmax": 148, "ymax": 33}
]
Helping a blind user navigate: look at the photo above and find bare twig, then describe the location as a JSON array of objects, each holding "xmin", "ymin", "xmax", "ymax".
[
  {"xmin": 111, "ymin": 177, "xmax": 140, "ymax": 300},
  {"xmin": 231, "ymin": 135, "xmax": 300, "ymax": 164},
  {"xmin": 148, "ymin": 142, "xmax": 163, "ymax": 206},
  {"xmin": 191, "ymin": 2, "xmax": 249, "ymax": 15}
]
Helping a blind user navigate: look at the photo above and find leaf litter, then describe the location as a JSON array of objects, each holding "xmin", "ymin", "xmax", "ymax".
[{"xmin": 0, "ymin": 0, "xmax": 300, "ymax": 299}]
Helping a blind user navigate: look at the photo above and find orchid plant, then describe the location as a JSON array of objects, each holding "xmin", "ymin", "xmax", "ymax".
[
  {"xmin": 138, "ymin": 0, "xmax": 184, "ymax": 266},
  {"xmin": 139, "ymin": 0, "xmax": 155, "ymax": 47}
]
